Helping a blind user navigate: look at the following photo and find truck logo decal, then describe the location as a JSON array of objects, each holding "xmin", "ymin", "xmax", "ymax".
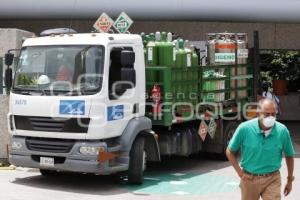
[
  {"xmin": 15, "ymin": 99, "xmax": 27, "ymax": 105},
  {"xmin": 59, "ymin": 100, "xmax": 85, "ymax": 115},
  {"xmin": 107, "ymin": 105, "xmax": 124, "ymax": 121}
]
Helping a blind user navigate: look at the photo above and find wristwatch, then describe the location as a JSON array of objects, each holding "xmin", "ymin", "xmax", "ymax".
[{"xmin": 287, "ymin": 176, "xmax": 295, "ymax": 182}]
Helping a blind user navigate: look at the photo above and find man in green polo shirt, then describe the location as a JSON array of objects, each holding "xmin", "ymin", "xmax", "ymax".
[{"xmin": 226, "ymin": 98, "xmax": 295, "ymax": 200}]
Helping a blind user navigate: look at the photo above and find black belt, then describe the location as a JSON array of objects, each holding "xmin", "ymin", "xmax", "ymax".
[{"xmin": 243, "ymin": 170, "xmax": 279, "ymax": 177}]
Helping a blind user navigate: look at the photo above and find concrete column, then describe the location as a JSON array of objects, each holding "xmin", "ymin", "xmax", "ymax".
[
  {"xmin": 0, "ymin": 58, "xmax": 2, "ymax": 95},
  {"xmin": 0, "ymin": 96, "xmax": 9, "ymax": 164},
  {"xmin": 0, "ymin": 29, "xmax": 34, "ymax": 163}
]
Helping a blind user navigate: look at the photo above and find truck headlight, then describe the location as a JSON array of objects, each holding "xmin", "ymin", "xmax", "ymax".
[
  {"xmin": 79, "ymin": 146, "xmax": 105, "ymax": 155},
  {"xmin": 12, "ymin": 141, "xmax": 22, "ymax": 150}
]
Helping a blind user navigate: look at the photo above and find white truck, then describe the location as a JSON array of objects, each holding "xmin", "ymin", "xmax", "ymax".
[
  {"xmin": 6, "ymin": 32, "xmax": 161, "ymax": 184},
  {"xmin": 5, "ymin": 30, "xmax": 253, "ymax": 184}
]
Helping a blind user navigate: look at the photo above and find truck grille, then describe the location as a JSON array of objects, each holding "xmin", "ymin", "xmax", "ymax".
[
  {"xmin": 14, "ymin": 115, "xmax": 90, "ymax": 133},
  {"xmin": 26, "ymin": 137, "xmax": 75, "ymax": 153}
]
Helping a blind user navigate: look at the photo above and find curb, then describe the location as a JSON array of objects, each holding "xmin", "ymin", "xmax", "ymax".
[{"xmin": 0, "ymin": 165, "xmax": 16, "ymax": 170}]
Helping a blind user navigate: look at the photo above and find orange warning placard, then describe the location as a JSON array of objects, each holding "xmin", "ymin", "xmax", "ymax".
[
  {"xmin": 93, "ymin": 13, "xmax": 114, "ymax": 33},
  {"xmin": 215, "ymin": 44, "xmax": 236, "ymax": 49}
]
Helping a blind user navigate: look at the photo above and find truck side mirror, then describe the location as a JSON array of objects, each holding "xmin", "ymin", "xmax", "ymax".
[
  {"xmin": 5, "ymin": 53, "xmax": 14, "ymax": 66},
  {"xmin": 112, "ymin": 68, "xmax": 136, "ymax": 98},
  {"xmin": 121, "ymin": 50, "xmax": 135, "ymax": 67},
  {"xmin": 121, "ymin": 68, "xmax": 136, "ymax": 89},
  {"xmin": 5, "ymin": 67, "xmax": 13, "ymax": 91},
  {"xmin": 120, "ymin": 50, "xmax": 136, "ymax": 90},
  {"xmin": 109, "ymin": 49, "xmax": 136, "ymax": 99}
]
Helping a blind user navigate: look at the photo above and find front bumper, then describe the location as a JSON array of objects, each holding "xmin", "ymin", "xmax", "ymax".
[{"xmin": 9, "ymin": 136, "xmax": 129, "ymax": 174}]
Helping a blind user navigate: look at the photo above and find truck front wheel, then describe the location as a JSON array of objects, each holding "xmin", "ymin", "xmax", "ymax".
[{"xmin": 128, "ymin": 136, "xmax": 146, "ymax": 185}]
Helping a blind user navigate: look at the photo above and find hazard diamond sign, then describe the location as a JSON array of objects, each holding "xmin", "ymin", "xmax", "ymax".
[
  {"xmin": 113, "ymin": 12, "xmax": 133, "ymax": 33},
  {"xmin": 208, "ymin": 119, "xmax": 217, "ymax": 139},
  {"xmin": 198, "ymin": 120, "xmax": 208, "ymax": 141},
  {"xmin": 93, "ymin": 13, "xmax": 114, "ymax": 33}
]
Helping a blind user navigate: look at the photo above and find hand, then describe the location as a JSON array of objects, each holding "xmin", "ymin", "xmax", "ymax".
[
  {"xmin": 238, "ymin": 171, "xmax": 253, "ymax": 181},
  {"xmin": 284, "ymin": 181, "xmax": 292, "ymax": 196}
]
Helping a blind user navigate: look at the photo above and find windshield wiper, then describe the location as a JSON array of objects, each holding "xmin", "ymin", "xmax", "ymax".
[
  {"xmin": 43, "ymin": 89, "xmax": 81, "ymax": 96},
  {"xmin": 12, "ymin": 88, "xmax": 37, "ymax": 95},
  {"xmin": 19, "ymin": 91, "xmax": 32, "ymax": 95}
]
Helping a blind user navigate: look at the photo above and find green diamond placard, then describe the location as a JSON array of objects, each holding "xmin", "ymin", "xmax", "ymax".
[{"xmin": 113, "ymin": 12, "xmax": 133, "ymax": 33}]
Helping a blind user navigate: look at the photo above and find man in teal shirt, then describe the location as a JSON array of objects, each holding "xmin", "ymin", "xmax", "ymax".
[{"xmin": 226, "ymin": 98, "xmax": 295, "ymax": 200}]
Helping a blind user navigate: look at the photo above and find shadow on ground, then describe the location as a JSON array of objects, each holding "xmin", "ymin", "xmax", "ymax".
[{"xmin": 11, "ymin": 156, "xmax": 232, "ymax": 196}]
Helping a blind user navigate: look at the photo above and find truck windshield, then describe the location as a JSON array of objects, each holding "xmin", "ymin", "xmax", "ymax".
[{"xmin": 13, "ymin": 45, "xmax": 104, "ymax": 96}]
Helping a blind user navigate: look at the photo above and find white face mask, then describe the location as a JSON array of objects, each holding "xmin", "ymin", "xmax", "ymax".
[{"xmin": 262, "ymin": 116, "xmax": 276, "ymax": 128}]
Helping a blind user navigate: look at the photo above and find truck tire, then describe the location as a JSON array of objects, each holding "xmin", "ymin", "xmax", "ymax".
[
  {"xmin": 40, "ymin": 169, "xmax": 58, "ymax": 176},
  {"xmin": 219, "ymin": 121, "xmax": 239, "ymax": 160},
  {"xmin": 128, "ymin": 136, "xmax": 145, "ymax": 185}
]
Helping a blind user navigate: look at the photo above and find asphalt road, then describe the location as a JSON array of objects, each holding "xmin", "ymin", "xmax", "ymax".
[{"xmin": 0, "ymin": 121, "xmax": 299, "ymax": 200}]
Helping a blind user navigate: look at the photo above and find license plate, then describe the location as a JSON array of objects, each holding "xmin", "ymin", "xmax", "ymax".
[{"xmin": 40, "ymin": 157, "xmax": 54, "ymax": 167}]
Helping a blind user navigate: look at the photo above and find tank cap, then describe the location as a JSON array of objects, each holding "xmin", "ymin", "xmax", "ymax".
[
  {"xmin": 155, "ymin": 31, "xmax": 161, "ymax": 41},
  {"xmin": 178, "ymin": 39, "xmax": 185, "ymax": 49},
  {"xmin": 173, "ymin": 40, "xmax": 178, "ymax": 49},
  {"xmin": 161, "ymin": 32, "xmax": 167, "ymax": 41},
  {"xmin": 167, "ymin": 32, "xmax": 172, "ymax": 42}
]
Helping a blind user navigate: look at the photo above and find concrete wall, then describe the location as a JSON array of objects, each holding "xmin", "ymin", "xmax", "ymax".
[
  {"xmin": 0, "ymin": 28, "xmax": 35, "ymax": 57},
  {"xmin": 0, "ymin": 20, "xmax": 300, "ymax": 49},
  {"xmin": 0, "ymin": 29, "xmax": 34, "ymax": 161},
  {"xmin": 0, "ymin": 29, "xmax": 35, "ymax": 95}
]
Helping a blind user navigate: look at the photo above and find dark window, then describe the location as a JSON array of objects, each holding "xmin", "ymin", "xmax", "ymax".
[{"xmin": 108, "ymin": 47, "xmax": 134, "ymax": 99}]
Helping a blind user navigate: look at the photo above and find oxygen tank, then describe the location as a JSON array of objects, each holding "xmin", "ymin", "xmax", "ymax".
[
  {"xmin": 157, "ymin": 31, "xmax": 165, "ymax": 66},
  {"xmin": 185, "ymin": 40, "xmax": 192, "ymax": 67},
  {"xmin": 236, "ymin": 33, "xmax": 248, "ymax": 98},
  {"xmin": 146, "ymin": 32, "xmax": 158, "ymax": 66},
  {"xmin": 158, "ymin": 32, "xmax": 175, "ymax": 67},
  {"xmin": 191, "ymin": 45, "xmax": 199, "ymax": 67},
  {"xmin": 168, "ymin": 32, "xmax": 176, "ymax": 66},
  {"xmin": 155, "ymin": 31, "xmax": 161, "ymax": 43},
  {"xmin": 175, "ymin": 39, "xmax": 187, "ymax": 67},
  {"xmin": 203, "ymin": 71, "xmax": 216, "ymax": 102},
  {"xmin": 206, "ymin": 33, "xmax": 216, "ymax": 66},
  {"xmin": 215, "ymin": 32, "xmax": 235, "ymax": 101},
  {"xmin": 215, "ymin": 33, "xmax": 236, "ymax": 66}
]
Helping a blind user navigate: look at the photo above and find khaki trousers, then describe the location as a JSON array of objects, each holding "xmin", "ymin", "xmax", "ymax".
[{"xmin": 240, "ymin": 171, "xmax": 281, "ymax": 200}]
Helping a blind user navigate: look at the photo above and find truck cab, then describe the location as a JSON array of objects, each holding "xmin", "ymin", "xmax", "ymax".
[{"xmin": 8, "ymin": 33, "xmax": 160, "ymax": 184}]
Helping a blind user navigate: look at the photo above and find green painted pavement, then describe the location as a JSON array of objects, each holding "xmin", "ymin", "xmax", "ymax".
[{"xmin": 124, "ymin": 172, "xmax": 239, "ymax": 196}]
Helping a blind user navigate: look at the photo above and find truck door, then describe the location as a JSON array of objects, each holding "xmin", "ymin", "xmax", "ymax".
[{"xmin": 105, "ymin": 45, "xmax": 138, "ymax": 137}]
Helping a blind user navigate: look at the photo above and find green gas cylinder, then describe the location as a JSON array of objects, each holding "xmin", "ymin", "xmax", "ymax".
[
  {"xmin": 191, "ymin": 45, "xmax": 199, "ymax": 67},
  {"xmin": 144, "ymin": 35, "xmax": 150, "ymax": 64},
  {"xmin": 175, "ymin": 39, "xmax": 187, "ymax": 67},
  {"xmin": 156, "ymin": 31, "xmax": 164, "ymax": 65},
  {"xmin": 185, "ymin": 40, "xmax": 192, "ymax": 67},
  {"xmin": 146, "ymin": 32, "xmax": 158, "ymax": 66},
  {"xmin": 155, "ymin": 31, "xmax": 161, "ymax": 44},
  {"xmin": 158, "ymin": 32, "xmax": 175, "ymax": 67},
  {"xmin": 149, "ymin": 33, "xmax": 155, "ymax": 41},
  {"xmin": 168, "ymin": 32, "xmax": 176, "ymax": 66},
  {"xmin": 141, "ymin": 32, "xmax": 146, "ymax": 46}
]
